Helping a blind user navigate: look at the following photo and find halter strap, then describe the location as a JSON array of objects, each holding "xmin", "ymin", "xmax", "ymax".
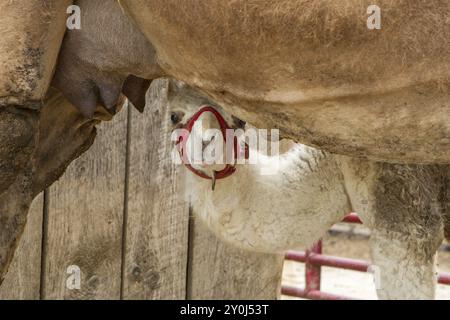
[{"xmin": 176, "ymin": 105, "xmax": 249, "ymax": 181}]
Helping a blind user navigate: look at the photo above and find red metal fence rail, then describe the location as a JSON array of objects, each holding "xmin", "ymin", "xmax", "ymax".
[{"xmin": 281, "ymin": 213, "xmax": 450, "ymax": 300}]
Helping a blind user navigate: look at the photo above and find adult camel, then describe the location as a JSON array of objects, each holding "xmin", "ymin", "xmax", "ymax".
[{"xmin": 1, "ymin": 0, "xmax": 449, "ymax": 299}]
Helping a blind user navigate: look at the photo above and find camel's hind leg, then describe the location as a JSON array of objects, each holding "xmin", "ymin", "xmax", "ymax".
[
  {"xmin": 0, "ymin": 107, "xmax": 37, "ymax": 284},
  {"xmin": 0, "ymin": 0, "xmax": 72, "ymax": 281},
  {"xmin": 0, "ymin": 0, "xmax": 72, "ymax": 192},
  {"xmin": 0, "ymin": 89, "xmax": 110, "ymax": 284},
  {"xmin": 0, "ymin": 108, "xmax": 38, "ymax": 195},
  {"xmin": 0, "ymin": 170, "xmax": 34, "ymax": 284},
  {"xmin": 339, "ymin": 158, "xmax": 444, "ymax": 299}
]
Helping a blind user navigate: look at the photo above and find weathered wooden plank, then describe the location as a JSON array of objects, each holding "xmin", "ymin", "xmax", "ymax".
[
  {"xmin": 41, "ymin": 108, "xmax": 128, "ymax": 300},
  {"xmin": 187, "ymin": 217, "xmax": 284, "ymax": 300},
  {"xmin": 0, "ymin": 193, "xmax": 44, "ymax": 300},
  {"xmin": 122, "ymin": 80, "xmax": 189, "ymax": 299}
]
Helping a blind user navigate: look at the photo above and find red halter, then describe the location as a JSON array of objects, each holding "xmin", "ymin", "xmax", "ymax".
[{"xmin": 176, "ymin": 105, "xmax": 249, "ymax": 182}]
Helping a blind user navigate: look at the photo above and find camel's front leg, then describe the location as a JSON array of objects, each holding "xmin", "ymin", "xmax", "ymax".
[
  {"xmin": 371, "ymin": 164, "xmax": 445, "ymax": 300},
  {"xmin": 370, "ymin": 227, "xmax": 440, "ymax": 300},
  {"xmin": 339, "ymin": 158, "xmax": 444, "ymax": 300}
]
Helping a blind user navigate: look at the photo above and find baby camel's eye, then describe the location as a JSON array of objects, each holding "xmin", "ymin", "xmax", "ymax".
[{"xmin": 170, "ymin": 112, "xmax": 181, "ymax": 124}]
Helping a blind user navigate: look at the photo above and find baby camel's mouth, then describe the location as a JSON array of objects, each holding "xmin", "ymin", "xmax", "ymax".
[{"xmin": 231, "ymin": 116, "xmax": 246, "ymax": 130}]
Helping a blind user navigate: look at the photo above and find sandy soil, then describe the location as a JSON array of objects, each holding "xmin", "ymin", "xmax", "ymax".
[{"xmin": 281, "ymin": 226, "xmax": 450, "ymax": 300}]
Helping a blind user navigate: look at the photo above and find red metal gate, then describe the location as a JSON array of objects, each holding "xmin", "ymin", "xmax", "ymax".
[{"xmin": 281, "ymin": 213, "xmax": 450, "ymax": 300}]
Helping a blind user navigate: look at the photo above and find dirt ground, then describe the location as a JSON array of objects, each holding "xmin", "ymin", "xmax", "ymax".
[{"xmin": 281, "ymin": 225, "xmax": 450, "ymax": 300}]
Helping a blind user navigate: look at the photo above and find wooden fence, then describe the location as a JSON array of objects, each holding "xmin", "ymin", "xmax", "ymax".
[{"xmin": 0, "ymin": 80, "xmax": 283, "ymax": 300}]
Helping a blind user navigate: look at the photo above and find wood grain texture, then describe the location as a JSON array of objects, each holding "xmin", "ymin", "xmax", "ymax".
[
  {"xmin": 187, "ymin": 217, "xmax": 284, "ymax": 300},
  {"xmin": 122, "ymin": 80, "xmax": 189, "ymax": 299},
  {"xmin": 0, "ymin": 193, "xmax": 44, "ymax": 300},
  {"xmin": 41, "ymin": 108, "xmax": 128, "ymax": 300},
  {"xmin": 0, "ymin": 80, "xmax": 285, "ymax": 300}
]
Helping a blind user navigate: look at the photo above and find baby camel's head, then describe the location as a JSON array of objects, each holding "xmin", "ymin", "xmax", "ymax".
[{"xmin": 166, "ymin": 80, "xmax": 246, "ymax": 178}]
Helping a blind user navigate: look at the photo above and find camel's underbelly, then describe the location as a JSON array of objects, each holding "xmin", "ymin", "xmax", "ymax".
[
  {"xmin": 120, "ymin": 0, "xmax": 450, "ymax": 163},
  {"xmin": 200, "ymin": 82, "xmax": 450, "ymax": 164}
]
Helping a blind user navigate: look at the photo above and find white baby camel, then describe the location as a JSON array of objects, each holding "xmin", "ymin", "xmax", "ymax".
[{"xmin": 166, "ymin": 80, "xmax": 446, "ymax": 300}]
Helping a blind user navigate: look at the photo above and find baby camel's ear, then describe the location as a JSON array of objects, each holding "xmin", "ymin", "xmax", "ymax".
[
  {"xmin": 121, "ymin": 75, "xmax": 152, "ymax": 113},
  {"xmin": 166, "ymin": 79, "xmax": 187, "ymax": 97}
]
